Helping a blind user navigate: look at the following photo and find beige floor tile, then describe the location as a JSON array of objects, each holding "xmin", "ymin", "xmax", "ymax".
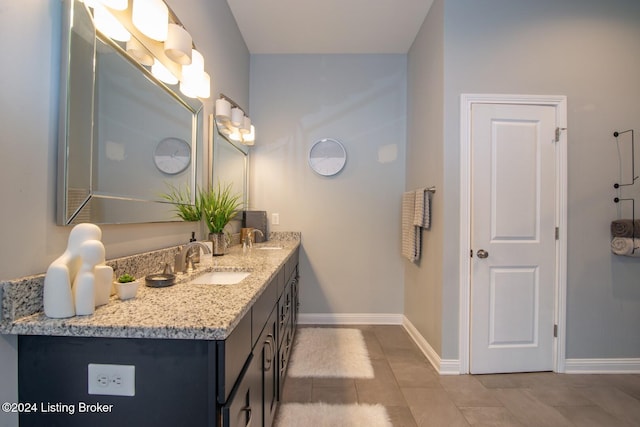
[
  {"xmin": 440, "ymin": 375, "xmax": 489, "ymax": 392},
  {"xmin": 448, "ymin": 388, "xmax": 504, "ymax": 408},
  {"xmin": 525, "ymin": 386, "xmax": 594, "ymax": 407},
  {"xmin": 278, "ymin": 325, "xmax": 640, "ymax": 427},
  {"xmin": 403, "ymin": 388, "xmax": 470, "ymax": 427},
  {"xmin": 459, "ymin": 407, "xmax": 524, "ymax": 426},
  {"xmin": 312, "ymin": 377, "xmax": 356, "ymax": 388},
  {"xmin": 555, "ymin": 404, "xmax": 635, "ymax": 427},
  {"xmin": 575, "ymin": 386, "xmax": 640, "ymax": 426},
  {"xmin": 281, "ymin": 377, "xmax": 312, "ymax": 403},
  {"xmin": 493, "ymin": 388, "xmax": 574, "ymax": 427},
  {"xmin": 603, "ymin": 374, "xmax": 640, "ymax": 399},
  {"xmin": 373, "ymin": 325, "xmax": 416, "ymax": 350},
  {"xmin": 311, "ymin": 384, "xmax": 358, "ymax": 404},
  {"xmin": 389, "ymin": 359, "xmax": 441, "ymax": 388},
  {"xmin": 361, "ymin": 328, "xmax": 386, "ymax": 360},
  {"xmin": 385, "ymin": 405, "xmax": 419, "ymax": 427}
]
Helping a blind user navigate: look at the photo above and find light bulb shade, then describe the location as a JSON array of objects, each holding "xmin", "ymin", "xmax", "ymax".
[
  {"xmin": 132, "ymin": 0, "xmax": 168, "ymax": 42},
  {"xmin": 198, "ymin": 72, "xmax": 210, "ymax": 99},
  {"xmin": 215, "ymin": 98, "xmax": 231, "ymax": 122},
  {"xmin": 93, "ymin": 3, "xmax": 131, "ymax": 42},
  {"xmin": 180, "ymin": 51, "xmax": 207, "ymax": 99},
  {"xmin": 240, "ymin": 116, "xmax": 251, "ymax": 134},
  {"xmin": 243, "ymin": 125, "xmax": 256, "ymax": 145},
  {"xmin": 183, "ymin": 49, "xmax": 204, "ymax": 73},
  {"xmin": 152, "ymin": 59, "xmax": 178, "ymax": 84},
  {"xmin": 126, "ymin": 37, "xmax": 153, "ymax": 66},
  {"xmin": 231, "ymin": 107, "xmax": 244, "ymax": 127},
  {"xmin": 100, "ymin": 0, "xmax": 128, "ymax": 10},
  {"xmin": 229, "ymin": 130, "xmax": 242, "ymax": 142},
  {"xmin": 164, "ymin": 24, "xmax": 192, "ymax": 65}
]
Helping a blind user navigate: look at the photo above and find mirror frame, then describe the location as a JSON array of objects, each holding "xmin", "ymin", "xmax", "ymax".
[
  {"xmin": 57, "ymin": 0, "xmax": 203, "ymax": 225},
  {"xmin": 209, "ymin": 114, "xmax": 249, "ymax": 209}
]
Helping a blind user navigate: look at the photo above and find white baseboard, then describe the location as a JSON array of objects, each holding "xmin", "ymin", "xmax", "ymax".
[
  {"xmin": 564, "ymin": 358, "xmax": 640, "ymax": 374},
  {"xmin": 402, "ymin": 316, "xmax": 460, "ymax": 375},
  {"xmin": 298, "ymin": 313, "xmax": 404, "ymax": 325}
]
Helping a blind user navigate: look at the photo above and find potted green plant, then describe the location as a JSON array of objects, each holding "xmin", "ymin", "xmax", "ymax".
[
  {"xmin": 160, "ymin": 183, "xmax": 201, "ymax": 222},
  {"xmin": 200, "ymin": 182, "xmax": 243, "ymax": 256},
  {"xmin": 114, "ymin": 274, "xmax": 140, "ymax": 300}
]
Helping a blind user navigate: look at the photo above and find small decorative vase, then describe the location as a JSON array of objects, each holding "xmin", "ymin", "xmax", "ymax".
[{"xmin": 209, "ymin": 232, "xmax": 227, "ymax": 256}]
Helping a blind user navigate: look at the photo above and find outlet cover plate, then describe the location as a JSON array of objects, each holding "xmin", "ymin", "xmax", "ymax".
[{"xmin": 88, "ymin": 363, "xmax": 135, "ymax": 396}]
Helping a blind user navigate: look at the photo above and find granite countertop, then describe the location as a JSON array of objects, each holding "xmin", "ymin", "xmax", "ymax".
[{"xmin": 0, "ymin": 237, "xmax": 300, "ymax": 341}]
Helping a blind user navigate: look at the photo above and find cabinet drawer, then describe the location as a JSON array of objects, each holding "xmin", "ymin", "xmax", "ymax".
[{"xmin": 217, "ymin": 312, "xmax": 252, "ymax": 404}]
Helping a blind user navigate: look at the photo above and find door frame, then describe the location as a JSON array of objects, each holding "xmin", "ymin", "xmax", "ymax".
[{"xmin": 459, "ymin": 94, "xmax": 568, "ymax": 374}]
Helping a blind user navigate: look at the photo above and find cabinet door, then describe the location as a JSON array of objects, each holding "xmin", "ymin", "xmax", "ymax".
[
  {"xmin": 222, "ymin": 353, "xmax": 259, "ymax": 427},
  {"xmin": 262, "ymin": 310, "xmax": 278, "ymax": 427}
]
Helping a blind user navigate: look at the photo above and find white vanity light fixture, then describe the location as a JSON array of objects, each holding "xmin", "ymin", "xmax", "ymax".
[
  {"xmin": 164, "ymin": 23, "xmax": 192, "ymax": 65},
  {"xmin": 180, "ymin": 49, "xmax": 209, "ymax": 98},
  {"xmin": 151, "ymin": 58, "xmax": 178, "ymax": 84},
  {"xmin": 196, "ymin": 71, "xmax": 211, "ymax": 99},
  {"xmin": 243, "ymin": 125, "xmax": 256, "ymax": 145},
  {"xmin": 230, "ymin": 107, "xmax": 244, "ymax": 127},
  {"xmin": 215, "ymin": 94, "xmax": 256, "ymax": 145},
  {"xmin": 240, "ymin": 116, "xmax": 251, "ymax": 134},
  {"xmin": 93, "ymin": 3, "xmax": 131, "ymax": 42},
  {"xmin": 132, "ymin": 0, "xmax": 169, "ymax": 42},
  {"xmin": 126, "ymin": 37, "xmax": 153, "ymax": 66},
  {"xmin": 215, "ymin": 98, "xmax": 232, "ymax": 123},
  {"xmin": 83, "ymin": 0, "xmax": 210, "ymax": 99},
  {"xmin": 229, "ymin": 130, "xmax": 243, "ymax": 142}
]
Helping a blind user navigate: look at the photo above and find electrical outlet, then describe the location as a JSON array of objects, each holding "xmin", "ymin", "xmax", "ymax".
[
  {"xmin": 88, "ymin": 364, "xmax": 135, "ymax": 396},
  {"xmin": 272, "ymin": 213, "xmax": 280, "ymax": 225}
]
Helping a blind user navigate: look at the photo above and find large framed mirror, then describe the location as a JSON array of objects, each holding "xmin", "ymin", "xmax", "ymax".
[{"xmin": 57, "ymin": 0, "xmax": 203, "ymax": 225}]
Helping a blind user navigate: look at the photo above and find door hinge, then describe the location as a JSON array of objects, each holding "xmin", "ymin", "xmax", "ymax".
[
  {"xmin": 555, "ymin": 127, "xmax": 567, "ymax": 143},
  {"xmin": 470, "ymin": 249, "xmax": 473, "ymax": 258},
  {"xmin": 553, "ymin": 324, "xmax": 558, "ymax": 338},
  {"xmin": 555, "ymin": 227, "xmax": 560, "ymax": 240}
]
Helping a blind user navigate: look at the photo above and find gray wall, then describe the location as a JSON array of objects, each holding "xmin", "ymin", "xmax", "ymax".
[
  {"xmin": 0, "ymin": 1, "xmax": 249, "ymax": 425},
  {"xmin": 405, "ymin": 0, "xmax": 446, "ymax": 356},
  {"xmin": 249, "ymin": 54, "xmax": 407, "ymax": 316},
  {"xmin": 406, "ymin": 0, "xmax": 640, "ymax": 360}
]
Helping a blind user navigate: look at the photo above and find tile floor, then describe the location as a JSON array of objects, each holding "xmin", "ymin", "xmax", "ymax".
[{"xmin": 278, "ymin": 325, "xmax": 640, "ymax": 426}]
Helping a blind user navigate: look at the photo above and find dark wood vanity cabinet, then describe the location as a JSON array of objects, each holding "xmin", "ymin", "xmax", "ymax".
[
  {"xmin": 18, "ymin": 248, "xmax": 299, "ymax": 427},
  {"xmin": 223, "ymin": 249, "xmax": 299, "ymax": 427}
]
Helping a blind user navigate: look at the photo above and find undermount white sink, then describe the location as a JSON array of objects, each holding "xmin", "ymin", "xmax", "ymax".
[{"xmin": 189, "ymin": 271, "xmax": 250, "ymax": 285}]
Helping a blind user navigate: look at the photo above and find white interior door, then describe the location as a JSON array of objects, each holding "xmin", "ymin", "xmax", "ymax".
[{"xmin": 470, "ymin": 103, "xmax": 557, "ymax": 374}]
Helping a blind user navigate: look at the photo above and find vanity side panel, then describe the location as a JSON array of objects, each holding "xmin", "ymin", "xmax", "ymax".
[{"xmin": 18, "ymin": 336, "xmax": 214, "ymax": 427}]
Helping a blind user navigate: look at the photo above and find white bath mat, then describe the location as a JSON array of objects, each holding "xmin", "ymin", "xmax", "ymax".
[
  {"xmin": 276, "ymin": 403, "xmax": 392, "ymax": 427},
  {"xmin": 288, "ymin": 328, "xmax": 374, "ymax": 378}
]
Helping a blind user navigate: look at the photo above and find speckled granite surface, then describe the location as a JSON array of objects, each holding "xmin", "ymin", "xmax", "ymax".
[{"xmin": 0, "ymin": 232, "xmax": 300, "ymax": 340}]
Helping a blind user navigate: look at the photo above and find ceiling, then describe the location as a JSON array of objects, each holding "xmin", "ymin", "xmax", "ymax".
[{"xmin": 226, "ymin": 0, "xmax": 434, "ymax": 54}]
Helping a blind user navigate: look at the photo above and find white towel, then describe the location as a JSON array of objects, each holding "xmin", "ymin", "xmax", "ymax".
[
  {"xmin": 413, "ymin": 188, "xmax": 431, "ymax": 229},
  {"xmin": 611, "ymin": 237, "xmax": 640, "ymax": 257},
  {"xmin": 402, "ymin": 191, "xmax": 420, "ymax": 262}
]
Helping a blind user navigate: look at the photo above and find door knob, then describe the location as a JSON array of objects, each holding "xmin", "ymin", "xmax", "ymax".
[{"xmin": 477, "ymin": 249, "xmax": 489, "ymax": 259}]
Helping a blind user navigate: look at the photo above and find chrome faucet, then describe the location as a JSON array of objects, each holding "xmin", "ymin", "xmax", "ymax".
[
  {"xmin": 175, "ymin": 242, "xmax": 211, "ymax": 273},
  {"xmin": 243, "ymin": 229, "xmax": 265, "ymax": 251},
  {"xmin": 251, "ymin": 229, "xmax": 265, "ymax": 241}
]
